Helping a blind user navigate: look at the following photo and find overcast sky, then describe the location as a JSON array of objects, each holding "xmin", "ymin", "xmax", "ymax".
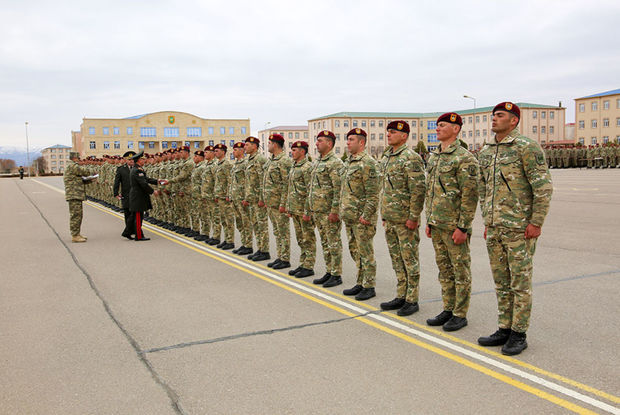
[{"xmin": 1, "ymin": 0, "xmax": 619, "ymax": 148}]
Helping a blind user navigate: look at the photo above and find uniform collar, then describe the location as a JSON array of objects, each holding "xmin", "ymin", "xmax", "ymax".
[
  {"xmin": 270, "ymin": 152, "xmax": 284, "ymax": 161},
  {"xmin": 489, "ymin": 127, "xmax": 520, "ymax": 146},
  {"xmin": 319, "ymin": 150, "xmax": 335, "ymax": 161},
  {"xmin": 235, "ymin": 157, "xmax": 245, "ymax": 164},
  {"xmin": 348, "ymin": 150, "xmax": 367, "ymax": 161},
  {"xmin": 294, "ymin": 157, "xmax": 308, "ymax": 167},
  {"xmin": 388, "ymin": 143, "xmax": 407, "ymax": 156},
  {"xmin": 434, "ymin": 139, "xmax": 460, "ymax": 155}
]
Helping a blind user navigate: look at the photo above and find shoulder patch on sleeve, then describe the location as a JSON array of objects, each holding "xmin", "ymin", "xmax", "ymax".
[
  {"xmin": 535, "ymin": 153, "xmax": 545, "ymax": 165},
  {"xmin": 468, "ymin": 165, "xmax": 477, "ymax": 176}
]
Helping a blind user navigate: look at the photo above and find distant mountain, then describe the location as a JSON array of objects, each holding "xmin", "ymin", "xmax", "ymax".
[{"xmin": 0, "ymin": 146, "xmax": 44, "ymax": 167}]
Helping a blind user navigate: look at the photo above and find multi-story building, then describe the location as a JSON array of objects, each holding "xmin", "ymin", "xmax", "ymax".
[
  {"xmin": 574, "ymin": 88, "xmax": 620, "ymax": 145},
  {"xmin": 256, "ymin": 125, "xmax": 309, "ymax": 157},
  {"xmin": 41, "ymin": 144, "xmax": 72, "ymax": 174},
  {"xmin": 308, "ymin": 103, "xmax": 565, "ymax": 157},
  {"xmin": 73, "ymin": 111, "xmax": 250, "ymax": 160}
]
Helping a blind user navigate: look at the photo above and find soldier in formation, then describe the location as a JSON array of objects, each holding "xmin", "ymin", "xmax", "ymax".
[{"xmin": 544, "ymin": 142, "xmax": 619, "ymax": 169}]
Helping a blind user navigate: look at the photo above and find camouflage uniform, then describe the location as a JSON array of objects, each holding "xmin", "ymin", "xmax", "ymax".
[
  {"xmin": 425, "ymin": 140, "xmax": 479, "ymax": 317},
  {"xmin": 169, "ymin": 157, "xmax": 194, "ymax": 228},
  {"xmin": 230, "ymin": 157, "xmax": 252, "ymax": 248},
  {"xmin": 63, "ymin": 160, "xmax": 94, "ymax": 236},
  {"xmin": 244, "ymin": 152, "xmax": 269, "ymax": 252},
  {"xmin": 286, "ymin": 156, "xmax": 316, "ymax": 270},
  {"xmin": 200, "ymin": 159, "xmax": 219, "ymax": 238},
  {"xmin": 340, "ymin": 150, "xmax": 380, "ymax": 288},
  {"xmin": 478, "ymin": 127, "xmax": 553, "ymax": 333},
  {"xmin": 306, "ymin": 150, "xmax": 344, "ymax": 277},
  {"xmin": 190, "ymin": 160, "xmax": 206, "ymax": 232},
  {"xmin": 262, "ymin": 152, "xmax": 292, "ymax": 261},
  {"xmin": 214, "ymin": 157, "xmax": 234, "ymax": 243},
  {"xmin": 380, "ymin": 144, "xmax": 426, "ymax": 303},
  {"xmin": 593, "ymin": 145, "xmax": 602, "ymax": 168}
]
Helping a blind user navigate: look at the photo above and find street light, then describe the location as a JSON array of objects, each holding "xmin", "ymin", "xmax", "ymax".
[
  {"xmin": 463, "ymin": 95, "xmax": 476, "ymax": 150},
  {"xmin": 25, "ymin": 122, "xmax": 30, "ymax": 177}
]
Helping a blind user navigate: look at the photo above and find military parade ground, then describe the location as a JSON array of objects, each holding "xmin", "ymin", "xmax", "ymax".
[{"xmin": 1, "ymin": 166, "xmax": 618, "ymax": 414}]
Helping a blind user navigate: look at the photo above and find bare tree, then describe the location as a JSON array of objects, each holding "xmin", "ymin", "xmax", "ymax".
[
  {"xmin": 33, "ymin": 156, "xmax": 47, "ymax": 175},
  {"xmin": 0, "ymin": 158, "xmax": 17, "ymax": 173}
]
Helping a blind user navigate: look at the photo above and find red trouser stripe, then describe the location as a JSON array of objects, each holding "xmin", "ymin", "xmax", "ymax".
[{"xmin": 136, "ymin": 212, "xmax": 142, "ymax": 240}]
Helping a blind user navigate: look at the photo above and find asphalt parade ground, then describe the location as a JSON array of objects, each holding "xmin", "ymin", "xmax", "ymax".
[{"xmin": 1, "ymin": 170, "xmax": 619, "ymax": 415}]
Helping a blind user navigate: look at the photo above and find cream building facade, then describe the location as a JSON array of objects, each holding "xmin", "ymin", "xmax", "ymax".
[
  {"xmin": 41, "ymin": 144, "xmax": 72, "ymax": 174},
  {"xmin": 308, "ymin": 103, "xmax": 565, "ymax": 157},
  {"xmin": 574, "ymin": 89, "xmax": 620, "ymax": 145},
  {"xmin": 256, "ymin": 125, "xmax": 309, "ymax": 157},
  {"xmin": 73, "ymin": 111, "xmax": 250, "ymax": 160}
]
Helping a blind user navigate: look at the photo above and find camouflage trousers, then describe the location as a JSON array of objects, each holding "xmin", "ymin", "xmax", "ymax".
[
  {"xmin": 345, "ymin": 220, "xmax": 377, "ymax": 288},
  {"xmin": 217, "ymin": 199, "xmax": 234, "ymax": 243},
  {"xmin": 232, "ymin": 200, "xmax": 252, "ymax": 247},
  {"xmin": 248, "ymin": 204, "xmax": 269, "ymax": 252},
  {"xmin": 200, "ymin": 199, "xmax": 215, "ymax": 237},
  {"xmin": 314, "ymin": 214, "xmax": 342, "ymax": 276},
  {"xmin": 587, "ymin": 157, "xmax": 593, "ymax": 168},
  {"xmin": 190, "ymin": 195, "xmax": 201, "ymax": 231},
  {"xmin": 430, "ymin": 226, "xmax": 472, "ymax": 317},
  {"xmin": 291, "ymin": 214, "xmax": 316, "ymax": 269},
  {"xmin": 268, "ymin": 207, "xmax": 290, "ymax": 262},
  {"xmin": 174, "ymin": 193, "xmax": 190, "ymax": 227},
  {"xmin": 486, "ymin": 226, "xmax": 537, "ymax": 333},
  {"xmin": 384, "ymin": 220, "xmax": 420, "ymax": 303},
  {"xmin": 68, "ymin": 200, "xmax": 83, "ymax": 237}
]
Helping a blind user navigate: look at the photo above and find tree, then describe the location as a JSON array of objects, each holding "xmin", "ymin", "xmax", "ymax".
[
  {"xmin": 33, "ymin": 156, "xmax": 46, "ymax": 175},
  {"xmin": 414, "ymin": 141, "xmax": 428, "ymax": 156},
  {"xmin": 0, "ymin": 158, "xmax": 16, "ymax": 173}
]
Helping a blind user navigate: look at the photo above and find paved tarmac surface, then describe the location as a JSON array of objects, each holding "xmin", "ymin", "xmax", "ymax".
[{"xmin": 1, "ymin": 169, "xmax": 618, "ymax": 414}]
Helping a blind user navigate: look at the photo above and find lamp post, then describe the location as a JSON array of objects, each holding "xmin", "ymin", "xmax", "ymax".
[
  {"xmin": 263, "ymin": 122, "xmax": 271, "ymax": 152},
  {"xmin": 25, "ymin": 122, "xmax": 30, "ymax": 177},
  {"xmin": 463, "ymin": 95, "xmax": 476, "ymax": 150}
]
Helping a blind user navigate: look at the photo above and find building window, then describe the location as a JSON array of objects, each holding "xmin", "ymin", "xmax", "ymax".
[
  {"xmin": 411, "ymin": 133, "xmax": 417, "ymax": 140},
  {"xmin": 343, "ymin": 121, "xmax": 349, "ymax": 128},
  {"xmin": 220, "ymin": 127, "xmax": 226, "ymax": 135},
  {"xmin": 208, "ymin": 127, "xmax": 214, "ymax": 135},
  {"xmin": 89, "ymin": 141, "xmax": 96, "ymax": 149},
  {"xmin": 353, "ymin": 120, "xmax": 358, "ymax": 127},
  {"xmin": 617, "ymin": 118, "xmax": 620, "ymax": 127},
  {"xmin": 171, "ymin": 142, "xmax": 177, "ymax": 149},
  {"xmin": 229, "ymin": 127, "xmax": 235, "ymax": 135},
  {"xmin": 468, "ymin": 117, "xmax": 472, "ymax": 124},
  {"xmin": 427, "ymin": 121, "xmax": 437, "ymax": 129},
  {"xmin": 295, "ymin": 132, "xmax": 299, "ymax": 139},
  {"xmin": 334, "ymin": 120, "xmax": 340, "ymax": 128},
  {"xmin": 51, "ymin": 154, "xmax": 56, "ymax": 159},
  {"xmin": 335, "ymin": 134, "xmax": 340, "ymax": 141},
  {"xmin": 411, "ymin": 120, "xmax": 417, "ymax": 127},
  {"xmin": 483, "ymin": 115, "xmax": 487, "ymax": 122},
  {"xmin": 127, "ymin": 127, "xmax": 133, "ymax": 135},
  {"xmin": 370, "ymin": 120, "xmax": 375, "ymax": 127},
  {"xmin": 164, "ymin": 127, "xmax": 179, "ymax": 137},
  {"xmin": 603, "ymin": 136, "xmax": 609, "ymax": 143},
  {"xmin": 127, "ymin": 141, "xmax": 134, "ymax": 149},
  {"xmin": 89, "ymin": 127, "xmax": 95, "ymax": 135},
  {"xmin": 241, "ymin": 127, "xmax": 246, "ymax": 135},
  {"xmin": 475, "ymin": 116, "xmax": 480, "ymax": 123},
  {"xmin": 379, "ymin": 133, "xmax": 384, "ymax": 141},
  {"xmin": 603, "ymin": 100, "xmax": 609, "ymax": 110},
  {"xmin": 208, "ymin": 140, "xmax": 214, "ymax": 146},
  {"xmin": 378, "ymin": 121, "xmax": 384, "ymax": 127},
  {"xmin": 114, "ymin": 141, "xmax": 120, "ymax": 149},
  {"xmin": 58, "ymin": 154, "xmax": 63, "ymax": 159},
  {"xmin": 579, "ymin": 104, "xmax": 585, "ymax": 112},
  {"xmin": 578, "ymin": 137, "xmax": 584, "ymax": 145},
  {"xmin": 541, "ymin": 111, "xmax": 546, "ymax": 119},
  {"xmin": 322, "ymin": 121, "xmax": 325, "ymax": 128},
  {"xmin": 591, "ymin": 137, "xmax": 597, "ymax": 144},
  {"xmin": 541, "ymin": 126, "xmax": 546, "ymax": 134},
  {"xmin": 579, "ymin": 120, "xmax": 585, "ymax": 129},
  {"xmin": 148, "ymin": 142, "xmax": 155, "ymax": 149},
  {"xmin": 603, "ymin": 118, "xmax": 609, "ymax": 127},
  {"xmin": 468, "ymin": 131, "xmax": 472, "ymax": 137},
  {"xmin": 103, "ymin": 127, "xmax": 110, "ymax": 135},
  {"xmin": 187, "ymin": 127, "xmax": 202, "ymax": 137},
  {"xmin": 139, "ymin": 141, "xmax": 145, "ymax": 149},
  {"xmin": 476, "ymin": 130, "xmax": 480, "ymax": 137},
  {"xmin": 229, "ymin": 140, "xmax": 234, "ymax": 147},
  {"xmin": 617, "ymin": 99, "xmax": 620, "ymax": 109},
  {"xmin": 549, "ymin": 126, "xmax": 554, "ymax": 134},
  {"xmin": 184, "ymin": 141, "xmax": 190, "ymax": 147},
  {"xmin": 371, "ymin": 133, "xmax": 376, "ymax": 141},
  {"xmin": 162, "ymin": 141, "xmax": 168, "ymax": 149},
  {"xmin": 591, "ymin": 120, "xmax": 597, "ymax": 128},
  {"xmin": 287, "ymin": 132, "xmax": 293, "ymax": 139},
  {"xmin": 50, "ymin": 148, "xmax": 56, "ymax": 153},
  {"xmin": 140, "ymin": 127, "xmax": 156, "ymax": 137},
  {"xmin": 335, "ymin": 147, "xmax": 341, "ymax": 154},
  {"xmin": 112, "ymin": 127, "xmax": 118, "ymax": 135},
  {"xmin": 592, "ymin": 102, "xmax": 598, "ymax": 111},
  {"xmin": 532, "ymin": 111, "xmax": 537, "ymax": 119},
  {"xmin": 361, "ymin": 121, "xmax": 367, "ymax": 127},
  {"xmin": 533, "ymin": 126, "xmax": 537, "ymax": 133},
  {"xmin": 194, "ymin": 141, "xmax": 200, "ymax": 148},
  {"xmin": 483, "ymin": 129, "xmax": 488, "ymax": 136}
]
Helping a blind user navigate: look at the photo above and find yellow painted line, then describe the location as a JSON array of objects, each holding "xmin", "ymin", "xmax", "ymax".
[{"xmin": 31, "ymin": 179, "xmax": 618, "ymax": 413}]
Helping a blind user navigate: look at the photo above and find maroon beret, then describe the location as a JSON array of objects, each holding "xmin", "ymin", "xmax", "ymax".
[
  {"xmin": 194, "ymin": 150, "xmax": 205, "ymax": 157},
  {"xmin": 493, "ymin": 102, "xmax": 520, "ymax": 119},
  {"xmin": 437, "ymin": 112, "xmax": 463, "ymax": 126},
  {"xmin": 346, "ymin": 128, "xmax": 367, "ymax": 138},
  {"xmin": 204, "ymin": 145, "xmax": 215, "ymax": 152},
  {"xmin": 269, "ymin": 133, "xmax": 285, "ymax": 145},
  {"xmin": 386, "ymin": 120, "xmax": 410, "ymax": 134},
  {"xmin": 317, "ymin": 130, "xmax": 336, "ymax": 140},
  {"xmin": 233, "ymin": 142, "xmax": 245, "ymax": 149},
  {"xmin": 292, "ymin": 140, "xmax": 309, "ymax": 149},
  {"xmin": 180, "ymin": 145, "xmax": 190, "ymax": 152},
  {"xmin": 245, "ymin": 136, "xmax": 260, "ymax": 145},
  {"xmin": 214, "ymin": 143, "xmax": 227, "ymax": 151}
]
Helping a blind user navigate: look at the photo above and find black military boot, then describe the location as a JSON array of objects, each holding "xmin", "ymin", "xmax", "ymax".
[
  {"xmin": 343, "ymin": 285, "xmax": 363, "ymax": 296},
  {"xmin": 251, "ymin": 251, "xmax": 271, "ymax": 261},
  {"xmin": 313, "ymin": 273, "xmax": 331, "ymax": 285},
  {"xmin": 221, "ymin": 242, "xmax": 234, "ymax": 250},
  {"xmin": 426, "ymin": 310, "xmax": 453, "ymax": 326},
  {"xmin": 380, "ymin": 297, "xmax": 406, "ymax": 311},
  {"xmin": 443, "ymin": 316, "xmax": 468, "ymax": 332},
  {"xmin": 267, "ymin": 258, "xmax": 281, "ymax": 268},
  {"xmin": 295, "ymin": 268, "xmax": 314, "ymax": 278},
  {"xmin": 397, "ymin": 302, "xmax": 419, "ymax": 316},
  {"xmin": 272, "ymin": 260, "xmax": 291, "ymax": 270},
  {"xmin": 232, "ymin": 246, "xmax": 242, "ymax": 254},
  {"xmin": 501, "ymin": 330, "xmax": 528, "ymax": 355},
  {"xmin": 288, "ymin": 266, "xmax": 302, "ymax": 276},
  {"xmin": 355, "ymin": 287, "xmax": 376, "ymax": 301},
  {"xmin": 478, "ymin": 328, "xmax": 511, "ymax": 346},
  {"xmin": 237, "ymin": 247, "xmax": 253, "ymax": 255},
  {"xmin": 216, "ymin": 240, "xmax": 226, "ymax": 248},
  {"xmin": 323, "ymin": 274, "xmax": 342, "ymax": 287}
]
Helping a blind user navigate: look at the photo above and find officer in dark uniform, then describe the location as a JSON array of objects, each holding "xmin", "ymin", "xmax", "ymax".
[
  {"xmin": 129, "ymin": 151, "xmax": 166, "ymax": 241},
  {"xmin": 113, "ymin": 151, "xmax": 136, "ymax": 239},
  {"xmin": 19, "ymin": 166, "xmax": 24, "ymax": 179}
]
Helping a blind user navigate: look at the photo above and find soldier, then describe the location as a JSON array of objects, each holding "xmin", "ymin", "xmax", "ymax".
[
  {"xmin": 242, "ymin": 137, "xmax": 271, "ymax": 261},
  {"xmin": 19, "ymin": 166, "xmax": 24, "ymax": 179},
  {"xmin": 113, "ymin": 151, "xmax": 136, "ymax": 239},
  {"xmin": 543, "ymin": 146, "xmax": 551, "ymax": 169},
  {"xmin": 201, "ymin": 146, "xmax": 221, "ymax": 245},
  {"xmin": 230, "ymin": 142, "xmax": 253, "ymax": 255},
  {"xmin": 63, "ymin": 152, "xmax": 98, "ymax": 242},
  {"xmin": 213, "ymin": 143, "xmax": 235, "ymax": 250},
  {"xmin": 286, "ymin": 141, "xmax": 316, "ymax": 279},
  {"xmin": 340, "ymin": 128, "xmax": 380, "ymax": 301},
  {"xmin": 593, "ymin": 144, "xmax": 602, "ymax": 168},
  {"xmin": 261, "ymin": 134, "xmax": 292, "ymax": 269},
  {"xmin": 379, "ymin": 121, "xmax": 426, "ymax": 316},
  {"xmin": 614, "ymin": 143, "xmax": 620, "ymax": 168},
  {"xmin": 167, "ymin": 146, "xmax": 194, "ymax": 234},
  {"xmin": 586, "ymin": 145, "xmax": 594, "ymax": 168},
  {"xmin": 190, "ymin": 150, "xmax": 206, "ymax": 239},
  {"xmin": 477, "ymin": 102, "xmax": 553, "ymax": 356},
  {"xmin": 424, "ymin": 113, "xmax": 479, "ymax": 331},
  {"xmin": 305, "ymin": 130, "xmax": 344, "ymax": 287}
]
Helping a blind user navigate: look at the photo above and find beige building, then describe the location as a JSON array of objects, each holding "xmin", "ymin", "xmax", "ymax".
[
  {"xmin": 574, "ymin": 89, "xmax": 620, "ymax": 145},
  {"xmin": 73, "ymin": 111, "xmax": 250, "ymax": 160},
  {"xmin": 41, "ymin": 144, "xmax": 72, "ymax": 174},
  {"xmin": 308, "ymin": 103, "xmax": 565, "ymax": 157},
  {"xmin": 256, "ymin": 125, "xmax": 309, "ymax": 157}
]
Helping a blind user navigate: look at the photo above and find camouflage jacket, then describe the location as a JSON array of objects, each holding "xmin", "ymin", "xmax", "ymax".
[
  {"xmin": 229, "ymin": 157, "xmax": 247, "ymax": 202},
  {"xmin": 63, "ymin": 160, "xmax": 92, "ymax": 201},
  {"xmin": 340, "ymin": 150, "xmax": 380, "ymax": 223},
  {"xmin": 261, "ymin": 152, "xmax": 292, "ymax": 208},
  {"xmin": 425, "ymin": 140, "xmax": 479, "ymax": 232},
  {"xmin": 306, "ymin": 150, "xmax": 344, "ymax": 215},
  {"xmin": 244, "ymin": 152, "xmax": 268, "ymax": 203},
  {"xmin": 200, "ymin": 159, "xmax": 217, "ymax": 199},
  {"xmin": 191, "ymin": 160, "xmax": 206, "ymax": 197},
  {"xmin": 214, "ymin": 157, "xmax": 232, "ymax": 199},
  {"xmin": 478, "ymin": 128, "xmax": 553, "ymax": 230},
  {"xmin": 380, "ymin": 144, "xmax": 426, "ymax": 224},
  {"xmin": 169, "ymin": 158, "xmax": 194, "ymax": 193},
  {"xmin": 286, "ymin": 157, "xmax": 313, "ymax": 215}
]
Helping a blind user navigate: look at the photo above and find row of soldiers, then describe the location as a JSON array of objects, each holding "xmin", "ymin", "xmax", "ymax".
[
  {"xmin": 543, "ymin": 143, "xmax": 620, "ymax": 169},
  {"xmin": 80, "ymin": 101, "xmax": 551, "ymax": 357}
]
